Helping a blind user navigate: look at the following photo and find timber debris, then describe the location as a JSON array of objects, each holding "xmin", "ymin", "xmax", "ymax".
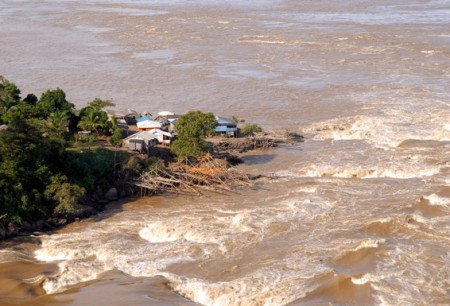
[
  {"xmin": 134, "ymin": 154, "xmax": 253, "ymax": 196},
  {"xmin": 133, "ymin": 130, "xmax": 303, "ymax": 196},
  {"xmin": 212, "ymin": 130, "xmax": 304, "ymax": 154}
]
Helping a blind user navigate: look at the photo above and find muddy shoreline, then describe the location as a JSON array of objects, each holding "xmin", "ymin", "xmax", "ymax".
[{"xmin": 0, "ymin": 131, "xmax": 303, "ymax": 242}]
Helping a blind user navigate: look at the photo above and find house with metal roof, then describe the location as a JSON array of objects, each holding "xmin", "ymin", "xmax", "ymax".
[
  {"xmin": 147, "ymin": 128, "xmax": 173, "ymax": 145},
  {"xmin": 215, "ymin": 116, "xmax": 237, "ymax": 137},
  {"xmin": 123, "ymin": 131, "xmax": 159, "ymax": 152},
  {"xmin": 136, "ymin": 116, "xmax": 162, "ymax": 131}
]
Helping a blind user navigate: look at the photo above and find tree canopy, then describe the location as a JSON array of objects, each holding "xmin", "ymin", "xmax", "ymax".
[
  {"xmin": 171, "ymin": 110, "xmax": 216, "ymax": 160},
  {"xmin": 240, "ymin": 123, "xmax": 263, "ymax": 135},
  {"xmin": 38, "ymin": 88, "xmax": 74, "ymax": 119},
  {"xmin": 0, "ymin": 77, "xmax": 21, "ymax": 123},
  {"xmin": 0, "ymin": 77, "xmax": 120, "ymax": 224},
  {"xmin": 88, "ymin": 98, "xmax": 115, "ymax": 110}
]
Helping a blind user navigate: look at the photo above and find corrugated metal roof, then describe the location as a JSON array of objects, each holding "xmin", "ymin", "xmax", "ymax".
[
  {"xmin": 136, "ymin": 115, "xmax": 152, "ymax": 123},
  {"xmin": 124, "ymin": 131, "xmax": 158, "ymax": 142},
  {"xmin": 137, "ymin": 120, "xmax": 162, "ymax": 129},
  {"xmin": 149, "ymin": 128, "xmax": 172, "ymax": 137},
  {"xmin": 215, "ymin": 116, "xmax": 236, "ymax": 125}
]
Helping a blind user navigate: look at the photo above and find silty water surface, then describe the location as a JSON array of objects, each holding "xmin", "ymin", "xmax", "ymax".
[{"xmin": 0, "ymin": 0, "xmax": 449, "ymax": 305}]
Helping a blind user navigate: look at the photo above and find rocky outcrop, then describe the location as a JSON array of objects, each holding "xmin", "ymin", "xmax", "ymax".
[
  {"xmin": 105, "ymin": 188, "xmax": 118, "ymax": 201},
  {"xmin": 0, "ymin": 223, "xmax": 6, "ymax": 240},
  {"xmin": 7, "ymin": 223, "xmax": 19, "ymax": 238}
]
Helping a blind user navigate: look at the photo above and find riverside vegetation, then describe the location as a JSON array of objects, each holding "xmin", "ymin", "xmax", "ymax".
[{"xmin": 0, "ymin": 76, "xmax": 302, "ymax": 240}]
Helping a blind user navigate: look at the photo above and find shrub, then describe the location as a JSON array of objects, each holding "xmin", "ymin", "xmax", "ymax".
[
  {"xmin": 240, "ymin": 123, "xmax": 263, "ymax": 135},
  {"xmin": 45, "ymin": 175, "xmax": 85, "ymax": 217}
]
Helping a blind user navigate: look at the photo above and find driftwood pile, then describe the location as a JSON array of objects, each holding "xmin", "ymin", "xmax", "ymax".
[
  {"xmin": 133, "ymin": 131, "xmax": 303, "ymax": 196},
  {"xmin": 212, "ymin": 131, "xmax": 304, "ymax": 154},
  {"xmin": 213, "ymin": 136, "xmax": 276, "ymax": 153},
  {"xmin": 134, "ymin": 154, "xmax": 253, "ymax": 196}
]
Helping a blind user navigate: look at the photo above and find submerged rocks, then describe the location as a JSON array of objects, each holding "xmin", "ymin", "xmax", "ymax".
[
  {"xmin": 33, "ymin": 220, "xmax": 51, "ymax": 231},
  {"xmin": 20, "ymin": 221, "xmax": 32, "ymax": 232},
  {"xmin": 7, "ymin": 223, "xmax": 19, "ymax": 237},
  {"xmin": 0, "ymin": 223, "xmax": 6, "ymax": 240},
  {"xmin": 105, "ymin": 187, "xmax": 119, "ymax": 201}
]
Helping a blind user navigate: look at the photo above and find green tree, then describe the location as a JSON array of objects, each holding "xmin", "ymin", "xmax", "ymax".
[
  {"xmin": 110, "ymin": 128, "xmax": 122, "ymax": 148},
  {"xmin": 0, "ymin": 76, "xmax": 21, "ymax": 103},
  {"xmin": 106, "ymin": 115, "xmax": 119, "ymax": 135},
  {"xmin": 77, "ymin": 108, "xmax": 104, "ymax": 135},
  {"xmin": 171, "ymin": 111, "xmax": 216, "ymax": 160},
  {"xmin": 0, "ymin": 76, "xmax": 21, "ymax": 121},
  {"xmin": 88, "ymin": 98, "xmax": 115, "ymax": 110},
  {"xmin": 64, "ymin": 148, "xmax": 114, "ymax": 191},
  {"xmin": 23, "ymin": 93, "xmax": 38, "ymax": 105},
  {"xmin": 0, "ymin": 119, "xmax": 63, "ymax": 222},
  {"xmin": 38, "ymin": 88, "xmax": 74, "ymax": 118},
  {"xmin": 44, "ymin": 175, "xmax": 85, "ymax": 217},
  {"xmin": 240, "ymin": 123, "xmax": 263, "ymax": 135},
  {"xmin": 48, "ymin": 109, "xmax": 70, "ymax": 138}
]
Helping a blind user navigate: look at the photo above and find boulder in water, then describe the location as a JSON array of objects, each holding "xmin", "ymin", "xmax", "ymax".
[
  {"xmin": 0, "ymin": 223, "xmax": 6, "ymax": 240},
  {"xmin": 105, "ymin": 188, "xmax": 119, "ymax": 201},
  {"xmin": 20, "ymin": 221, "xmax": 32, "ymax": 232},
  {"xmin": 7, "ymin": 223, "xmax": 18, "ymax": 237},
  {"xmin": 33, "ymin": 219, "xmax": 51, "ymax": 231}
]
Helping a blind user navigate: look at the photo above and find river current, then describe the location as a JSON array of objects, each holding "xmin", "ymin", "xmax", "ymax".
[{"xmin": 0, "ymin": 0, "xmax": 449, "ymax": 305}]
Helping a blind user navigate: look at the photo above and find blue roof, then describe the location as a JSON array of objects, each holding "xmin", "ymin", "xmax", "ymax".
[{"xmin": 137, "ymin": 115, "xmax": 152, "ymax": 123}]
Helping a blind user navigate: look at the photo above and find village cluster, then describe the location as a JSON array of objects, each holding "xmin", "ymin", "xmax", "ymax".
[{"xmin": 114, "ymin": 110, "xmax": 239, "ymax": 152}]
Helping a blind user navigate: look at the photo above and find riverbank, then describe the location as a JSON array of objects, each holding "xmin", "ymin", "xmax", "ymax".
[{"xmin": 0, "ymin": 130, "xmax": 304, "ymax": 242}]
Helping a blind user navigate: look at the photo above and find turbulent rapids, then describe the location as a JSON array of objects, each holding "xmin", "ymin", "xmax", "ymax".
[{"xmin": 0, "ymin": 0, "xmax": 449, "ymax": 305}]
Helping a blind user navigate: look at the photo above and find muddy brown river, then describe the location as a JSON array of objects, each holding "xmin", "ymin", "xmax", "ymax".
[{"xmin": 0, "ymin": 0, "xmax": 449, "ymax": 305}]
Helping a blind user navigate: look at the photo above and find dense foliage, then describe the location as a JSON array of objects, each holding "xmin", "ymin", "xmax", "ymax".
[
  {"xmin": 240, "ymin": 123, "xmax": 263, "ymax": 135},
  {"xmin": 171, "ymin": 110, "xmax": 216, "ymax": 160},
  {"xmin": 0, "ymin": 76, "xmax": 121, "ymax": 224}
]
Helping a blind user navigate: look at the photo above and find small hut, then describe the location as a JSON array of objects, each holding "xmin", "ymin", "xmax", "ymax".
[
  {"xmin": 215, "ymin": 116, "xmax": 237, "ymax": 137},
  {"xmin": 123, "ymin": 131, "xmax": 159, "ymax": 152}
]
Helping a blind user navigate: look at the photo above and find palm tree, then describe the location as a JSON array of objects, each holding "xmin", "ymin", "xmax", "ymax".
[
  {"xmin": 77, "ymin": 108, "xmax": 103, "ymax": 135},
  {"xmin": 48, "ymin": 110, "xmax": 70, "ymax": 136}
]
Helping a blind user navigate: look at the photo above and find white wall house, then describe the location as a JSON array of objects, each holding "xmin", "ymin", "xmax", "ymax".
[{"xmin": 148, "ymin": 129, "xmax": 173, "ymax": 145}]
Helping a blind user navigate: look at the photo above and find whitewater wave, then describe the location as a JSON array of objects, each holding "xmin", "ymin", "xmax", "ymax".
[
  {"xmin": 423, "ymin": 193, "xmax": 450, "ymax": 206},
  {"xmin": 35, "ymin": 195, "xmax": 331, "ymax": 295},
  {"xmin": 305, "ymin": 113, "xmax": 450, "ymax": 149},
  {"xmin": 281, "ymin": 163, "xmax": 442, "ymax": 179}
]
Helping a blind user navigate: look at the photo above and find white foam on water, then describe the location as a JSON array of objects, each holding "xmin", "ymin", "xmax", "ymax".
[
  {"xmin": 163, "ymin": 266, "xmax": 327, "ymax": 306},
  {"xmin": 21, "ymin": 274, "xmax": 47, "ymax": 284},
  {"xmin": 33, "ymin": 192, "xmax": 337, "ymax": 297},
  {"xmin": 292, "ymin": 163, "xmax": 442, "ymax": 180},
  {"xmin": 296, "ymin": 186, "xmax": 317, "ymax": 193},
  {"xmin": 424, "ymin": 194, "xmax": 450, "ymax": 206},
  {"xmin": 139, "ymin": 221, "xmax": 185, "ymax": 243},
  {"xmin": 355, "ymin": 238, "xmax": 385, "ymax": 250},
  {"xmin": 34, "ymin": 248, "xmax": 88, "ymax": 262},
  {"xmin": 351, "ymin": 272, "xmax": 386, "ymax": 285},
  {"xmin": 42, "ymin": 260, "xmax": 109, "ymax": 294},
  {"xmin": 138, "ymin": 213, "xmax": 257, "ymax": 251},
  {"xmin": 305, "ymin": 112, "xmax": 450, "ymax": 149},
  {"xmin": 367, "ymin": 239, "xmax": 450, "ymax": 305}
]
